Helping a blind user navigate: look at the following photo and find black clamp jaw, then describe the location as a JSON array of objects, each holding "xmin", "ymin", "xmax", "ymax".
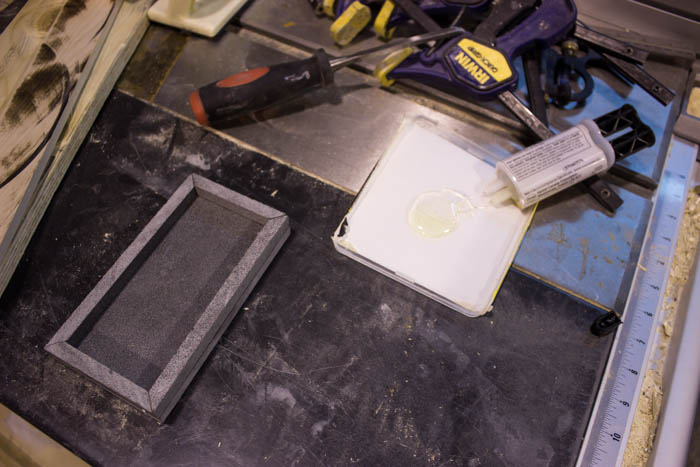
[
  {"xmin": 593, "ymin": 104, "xmax": 655, "ymax": 162},
  {"xmin": 593, "ymin": 104, "xmax": 658, "ymax": 191},
  {"xmin": 591, "ymin": 311, "xmax": 622, "ymax": 337}
]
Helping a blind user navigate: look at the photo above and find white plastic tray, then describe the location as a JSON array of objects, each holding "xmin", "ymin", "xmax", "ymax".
[{"xmin": 332, "ymin": 119, "xmax": 534, "ymax": 317}]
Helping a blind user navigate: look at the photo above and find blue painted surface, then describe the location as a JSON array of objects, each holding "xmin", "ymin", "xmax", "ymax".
[
  {"xmin": 510, "ymin": 56, "xmax": 674, "ymax": 309},
  {"xmin": 515, "ymin": 185, "xmax": 651, "ymax": 310}
]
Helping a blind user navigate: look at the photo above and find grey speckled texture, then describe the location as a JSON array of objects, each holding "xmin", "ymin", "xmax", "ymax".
[
  {"xmin": 75, "ymin": 196, "xmax": 261, "ymax": 388},
  {"xmin": 45, "ymin": 174, "xmax": 289, "ymax": 421}
]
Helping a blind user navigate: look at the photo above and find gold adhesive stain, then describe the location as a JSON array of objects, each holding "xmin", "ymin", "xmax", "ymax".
[
  {"xmin": 283, "ymin": 21, "xmax": 296, "ymax": 27},
  {"xmin": 547, "ymin": 223, "xmax": 568, "ymax": 244},
  {"xmin": 687, "ymin": 87, "xmax": 700, "ymax": 118},
  {"xmin": 579, "ymin": 238, "xmax": 590, "ymax": 279},
  {"xmin": 603, "ymin": 256, "xmax": 613, "ymax": 264},
  {"xmin": 547, "ymin": 223, "xmax": 570, "ymax": 262},
  {"xmin": 609, "ymin": 232, "xmax": 620, "ymax": 251}
]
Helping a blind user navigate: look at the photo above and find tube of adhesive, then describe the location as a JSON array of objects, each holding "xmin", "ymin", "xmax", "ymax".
[{"xmin": 484, "ymin": 119, "xmax": 615, "ymax": 209}]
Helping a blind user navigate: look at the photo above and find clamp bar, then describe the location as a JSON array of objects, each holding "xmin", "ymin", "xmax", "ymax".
[
  {"xmin": 574, "ymin": 24, "xmax": 648, "ymax": 64},
  {"xmin": 603, "ymin": 53, "xmax": 676, "ymax": 106}
]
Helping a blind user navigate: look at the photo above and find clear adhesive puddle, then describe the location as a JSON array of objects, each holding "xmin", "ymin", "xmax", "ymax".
[{"xmin": 408, "ymin": 189, "xmax": 489, "ymax": 238}]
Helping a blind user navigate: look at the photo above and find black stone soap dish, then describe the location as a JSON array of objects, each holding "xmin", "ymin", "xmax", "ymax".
[{"xmin": 46, "ymin": 174, "xmax": 289, "ymax": 422}]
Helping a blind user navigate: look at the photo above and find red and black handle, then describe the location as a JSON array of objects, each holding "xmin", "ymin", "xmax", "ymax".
[{"xmin": 190, "ymin": 50, "xmax": 334, "ymax": 126}]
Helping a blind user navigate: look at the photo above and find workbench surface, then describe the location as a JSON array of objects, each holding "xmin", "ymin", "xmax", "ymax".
[
  {"xmin": 0, "ymin": 90, "xmax": 610, "ymax": 466},
  {"xmin": 0, "ymin": 0, "xmax": 695, "ymax": 465}
]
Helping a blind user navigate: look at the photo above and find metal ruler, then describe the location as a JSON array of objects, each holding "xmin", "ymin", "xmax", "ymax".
[{"xmin": 577, "ymin": 136, "xmax": 698, "ymax": 467}]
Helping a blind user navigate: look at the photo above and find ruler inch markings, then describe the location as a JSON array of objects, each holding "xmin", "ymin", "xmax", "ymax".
[{"xmin": 577, "ymin": 137, "xmax": 698, "ymax": 467}]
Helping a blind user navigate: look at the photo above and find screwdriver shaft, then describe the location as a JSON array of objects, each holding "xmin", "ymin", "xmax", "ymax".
[{"xmin": 329, "ymin": 27, "xmax": 463, "ymax": 70}]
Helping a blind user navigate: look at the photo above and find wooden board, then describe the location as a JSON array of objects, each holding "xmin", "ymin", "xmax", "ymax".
[
  {"xmin": 0, "ymin": 403, "xmax": 89, "ymax": 467},
  {"xmin": 0, "ymin": 0, "xmax": 63, "ymax": 113},
  {"xmin": 0, "ymin": 0, "xmax": 114, "ymax": 235},
  {"xmin": 0, "ymin": 0, "xmax": 152, "ymax": 296}
]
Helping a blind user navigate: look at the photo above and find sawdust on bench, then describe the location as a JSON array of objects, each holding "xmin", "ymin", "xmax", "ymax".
[{"xmin": 622, "ymin": 186, "xmax": 700, "ymax": 466}]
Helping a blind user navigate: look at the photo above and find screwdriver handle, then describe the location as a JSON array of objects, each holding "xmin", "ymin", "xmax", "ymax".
[{"xmin": 190, "ymin": 50, "xmax": 334, "ymax": 126}]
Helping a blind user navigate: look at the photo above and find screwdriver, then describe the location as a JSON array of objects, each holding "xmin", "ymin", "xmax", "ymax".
[{"xmin": 189, "ymin": 27, "xmax": 463, "ymax": 126}]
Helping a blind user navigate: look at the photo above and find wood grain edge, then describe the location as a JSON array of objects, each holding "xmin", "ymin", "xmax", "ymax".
[
  {"xmin": 0, "ymin": 403, "xmax": 89, "ymax": 467},
  {"xmin": 0, "ymin": 0, "xmax": 152, "ymax": 297}
]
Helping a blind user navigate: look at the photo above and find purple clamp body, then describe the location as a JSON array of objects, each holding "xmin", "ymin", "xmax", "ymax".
[
  {"xmin": 385, "ymin": 0, "xmax": 489, "ymax": 30},
  {"xmin": 495, "ymin": 0, "xmax": 577, "ymax": 59},
  {"xmin": 386, "ymin": 0, "xmax": 577, "ymax": 101},
  {"xmin": 333, "ymin": 0, "xmax": 371, "ymax": 17}
]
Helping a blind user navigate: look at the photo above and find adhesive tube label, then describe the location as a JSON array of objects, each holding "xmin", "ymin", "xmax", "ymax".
[{"xmin": 498, "ymin": 124, "xmax": 611, "ymax": 207}]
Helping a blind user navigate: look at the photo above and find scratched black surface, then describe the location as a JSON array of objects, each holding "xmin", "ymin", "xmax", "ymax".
[{"xmin": 0, "ymin": 91, "xmax": 612, "ymax": 466}]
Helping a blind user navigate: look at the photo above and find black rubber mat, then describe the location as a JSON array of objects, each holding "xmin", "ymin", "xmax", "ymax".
[{"xmin": 0, "ymin": 91, "xmax": 612, "ymax": 466}]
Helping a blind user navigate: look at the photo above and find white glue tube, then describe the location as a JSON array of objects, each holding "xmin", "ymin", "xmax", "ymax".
[{"xmin": 484, "ymin": 119, "xmax": 616, "ymax": 208}]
